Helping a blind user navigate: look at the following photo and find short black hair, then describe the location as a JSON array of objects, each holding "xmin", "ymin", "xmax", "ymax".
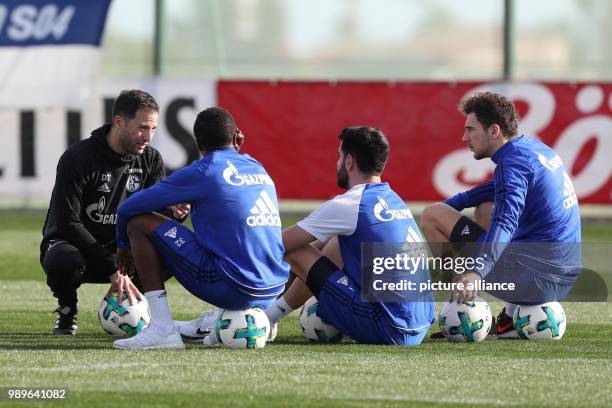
[
  {"xmin": 112, "ymin": 89, "xmax": 159, "ymax": 119},
  {"xmin": 338, "ymin": 126, "xmax": 389, "ymax": 175},
  {"xmin": 460, "ymin": 91, "xmax": 519, "ymax": 138},
  {"xmin": 193, "ymin": 107, "xmax": 237, "ymax": 151}
]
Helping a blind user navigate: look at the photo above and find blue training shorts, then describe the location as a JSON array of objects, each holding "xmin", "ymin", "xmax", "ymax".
[
  {"xmin": 149, "ymin": 220, "xmax": 277, "ymax": 310},
  {"xmin": 484, "ymin": 255, "xmax": 574, "ymax": 304},
  {"xmin": 306, "ymin": 257, "xmax": 428, "ymax": 345},
  {"xmin": 450, "ymin": 216, "xmax": 575, "ymax": 304}
]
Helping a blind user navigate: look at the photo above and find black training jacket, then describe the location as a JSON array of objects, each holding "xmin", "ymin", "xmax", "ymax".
[{"xmin": 41, "ymin": 124, "xmax": 167, "ymax": 275}]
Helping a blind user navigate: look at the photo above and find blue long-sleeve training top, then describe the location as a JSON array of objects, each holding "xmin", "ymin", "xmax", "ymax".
[
  {"xmin": 474, "ymin": 136, "xmax": 581, "ymax": 279},
  {"xmin": 116, "ymin": 147, "xmax": 290, "ymax": 294}
]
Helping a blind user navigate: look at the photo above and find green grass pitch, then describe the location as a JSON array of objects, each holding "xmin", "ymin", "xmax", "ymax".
[{"xmin": 0, "ymin": 211, "xmax": 611, "ymax": 407}]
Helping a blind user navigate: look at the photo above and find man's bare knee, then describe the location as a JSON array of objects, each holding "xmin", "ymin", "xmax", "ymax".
[
  {"xmin": 284, "ymin": 245, "xmax": 322, "ymax": 281},
  {"xmin": 127, "ymin": 214, "xmax": 162, "ymax": 237},
  {"xmin": 421, "ymin": 202, "xmax": 448, "ymax": 231},
  {"xmin": 421, "ymin": 202, "xmax": 462, "ymax": 241},
  {"xmin": 284, "ymin": 250, "xmax": 299, "ymax": 269},
  {"xmin": 126, "ymin": 216, "xmax": 146, "ymax": 237},
  {"xmin": 320, "ymin": 237, "xmax": 342, "ymax": 269},
  {"xmin": 421, "ymin": 204, "xmax": 435, "ymax": 229}
]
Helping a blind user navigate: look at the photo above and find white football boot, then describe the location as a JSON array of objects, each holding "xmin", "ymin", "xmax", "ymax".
[
  {"xmin": 174, "ymin": 310, "xmax": 221, "ymax": 343},
  {"xmin": 267, "ymin": 322, "xmax": 278, "ymax": 342},
  {"xmin": 113, "ymin": 324, "xmax": 185, "ymax": 350},
  {"xmin": 202, "ymin": 331, "xmax": 222, "ymax": 347}
]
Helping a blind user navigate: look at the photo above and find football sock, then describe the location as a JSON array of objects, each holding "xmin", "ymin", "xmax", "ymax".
[
  {"xmin": 56, "ymin": 291, "xmax": 78, "ymax": 310},
  {"xmin": 503, "ymin": 302, "xmax": 517, "ymax": 318},
  {"xmin": 145, "ymin": 290, "xmax": 175, "ymax": 333},
  {"xmin": 265, "ymin": 297, "xmax": 294, "ymax": 324}
]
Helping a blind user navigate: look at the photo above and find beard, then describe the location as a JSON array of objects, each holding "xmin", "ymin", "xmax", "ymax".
[
  {"xmin": 336, "ymin": 163, "xmax": 349, "ymax": 190},
  {"xmin": 473, "ymin": 138, "xmax": 494, "ymax": 160},
  {"xmin": 119, "ymin": 131, "xmax": 144, "ymax": 155}
]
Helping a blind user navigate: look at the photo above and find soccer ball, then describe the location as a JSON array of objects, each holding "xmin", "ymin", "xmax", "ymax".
[
  {"xmin": 438, "ymin": 297, "xmax": 492, "ymax": 342},
  {"xmin": 299, "ymin": 297, "xmax": 343, "ymax": 343},
  {"xmin": 513, "ymin": 302, "xmax": 566, "ymax": 340},
  {"xmin": 216, "ymin": 308, "xmax": 270, "ymax": 349},
  {"xmin": 98, "ymin": 294, "xmax": 150, "ymax": 336}
]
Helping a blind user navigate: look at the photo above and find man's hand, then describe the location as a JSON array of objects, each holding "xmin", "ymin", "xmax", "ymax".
[
  {"xmin": 108, "ymin": 271, "xmax": 143, "ymax": 306},
  {"xmin": 170, "ymin": 203, "xmax": 190, "ymax": 220},
  {"xmin": 115, "ymin": 248, "xmax": 135, "ymax": 276},
  {"xmin": 452, "ymin": 271, "xmax": 481, "ymax": 303}
]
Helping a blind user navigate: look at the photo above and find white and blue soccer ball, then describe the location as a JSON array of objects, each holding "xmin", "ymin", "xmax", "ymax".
[
  {"xmin": 299, "ymin": 297, "xmax": 343, "ymax": 343},
  {"xmin": 513, "ymin": 302, "xmax": 566, "ymax": 340},
  {"xmin": 216, "ymin": 308, "xmax": 270, "ymax": 349},
  {"xmin": 98, "ymin": 294, "xmax": 150, "ymax": 337},
  {"xmin": 438, "ymin": 297, "xmax": 492, "ymax": 342}
]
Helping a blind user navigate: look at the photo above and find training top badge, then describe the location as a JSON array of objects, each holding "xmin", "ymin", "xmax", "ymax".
[{"xmin": 126, "ymin": 175, "xmax": 142, "ymax": 192}]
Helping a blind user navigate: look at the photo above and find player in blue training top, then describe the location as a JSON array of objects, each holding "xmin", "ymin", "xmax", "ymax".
[
  {"xmin": 112, "ymin": 107, "xmax": 290, "ymax": 349},
  {"xmin": 421, "ymin": 91, "xmax": 581, "ymax": 338},
  {"xmin": 264, "ymin": 126, "xmax": 435, "ymax": 345}
]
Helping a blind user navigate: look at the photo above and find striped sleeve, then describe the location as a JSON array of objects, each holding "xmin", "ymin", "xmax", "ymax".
[{"xmin": 476, "ymin": 157, "xmax": 532, "ymax": 277}]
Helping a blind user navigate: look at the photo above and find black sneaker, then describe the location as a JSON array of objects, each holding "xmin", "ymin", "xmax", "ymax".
[
  {"xmin": 429, "ymin": 330, "xmax": 446, "ymax": 340},
  {"xmin": 495, "ymin": 307, "xmax": 519, "ymax": 339},
  {"xmin": 54, "ymin": 306, "xmax": 77, "ymax": 335}
]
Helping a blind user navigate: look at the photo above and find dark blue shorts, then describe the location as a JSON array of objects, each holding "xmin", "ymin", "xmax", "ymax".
[
  {"xmin": 485, "ymin": 256, "xmax": 573, "ymax": 304},
  {"xmin": 306, "ymin": 257, "xmax": 429, "ymax": 345},
  {"xmin": 450, "ymin": 216, "xmax": 575, "ymax": 304},
  {"xmin": 149, "ymin": 220, "xmax": 276, "ymax": 310}
]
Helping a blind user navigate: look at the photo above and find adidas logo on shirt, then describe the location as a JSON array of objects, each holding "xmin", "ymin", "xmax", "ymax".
[
  {"xmin": 247, "ymin": 190, "xmax": 281, "ymax": 227},
  {"xmin": 164, "ymin": 227, "xmax": 178, "ymax": 239},
  {"xmin": 97, "ymin": 182, "xmax": 111, "ymax": 193},
  {"xmin": 460, "ymin": 225, "xmax": 470, "ymax": 236},
  {"xmin": 337, "ymin": 276, "xmax": 349, "ymax": 286}
]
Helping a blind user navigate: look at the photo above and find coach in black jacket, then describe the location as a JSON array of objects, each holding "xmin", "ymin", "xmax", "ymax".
[{"xmin": 40, "ymin": 90, "xmax": 189, "ymax": 335}]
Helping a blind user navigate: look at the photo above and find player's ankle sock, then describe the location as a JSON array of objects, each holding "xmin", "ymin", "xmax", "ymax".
[
  {"xmin": 145, "ymin": 290, "xmax": 175, "ymax": 333},
  {"xmin": 265, "ymin": 297, "xmax": 294, "ymax": 324},
  {"xmin": 503, "ymin": 302, "xmax": 517, "ymax": 318},
  {"xmin": 56, "ymin": 291, "xmax": 77, "ymax": 310}
]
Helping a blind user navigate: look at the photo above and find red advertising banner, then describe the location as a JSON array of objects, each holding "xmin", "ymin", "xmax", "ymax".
[{"xmin": 219, "ymin": 81, "xmax": 611, "ymax": 204}]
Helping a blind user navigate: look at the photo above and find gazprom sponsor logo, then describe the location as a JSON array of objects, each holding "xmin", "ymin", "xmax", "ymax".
[
  {"xmin": 85, "ymin": 196, "xmax": 116, "ymax": 224},
  {"xmin": 537, "ymin": 153, "xmax": 563, "ymax": 172},
  {"xmin": 562, "ymin": 171, "xmax": 578, "ymax": 209},
  {"xmin": 373, "ymin": 195, "xmax": 412, "ymax": 222},
  {"xmin": 247, "ymin": 190, "xmax": 281, "ymax": 227},
  {"xmin": 222, "ymin": 160, "xmax": 274, "ymax": 186}
]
